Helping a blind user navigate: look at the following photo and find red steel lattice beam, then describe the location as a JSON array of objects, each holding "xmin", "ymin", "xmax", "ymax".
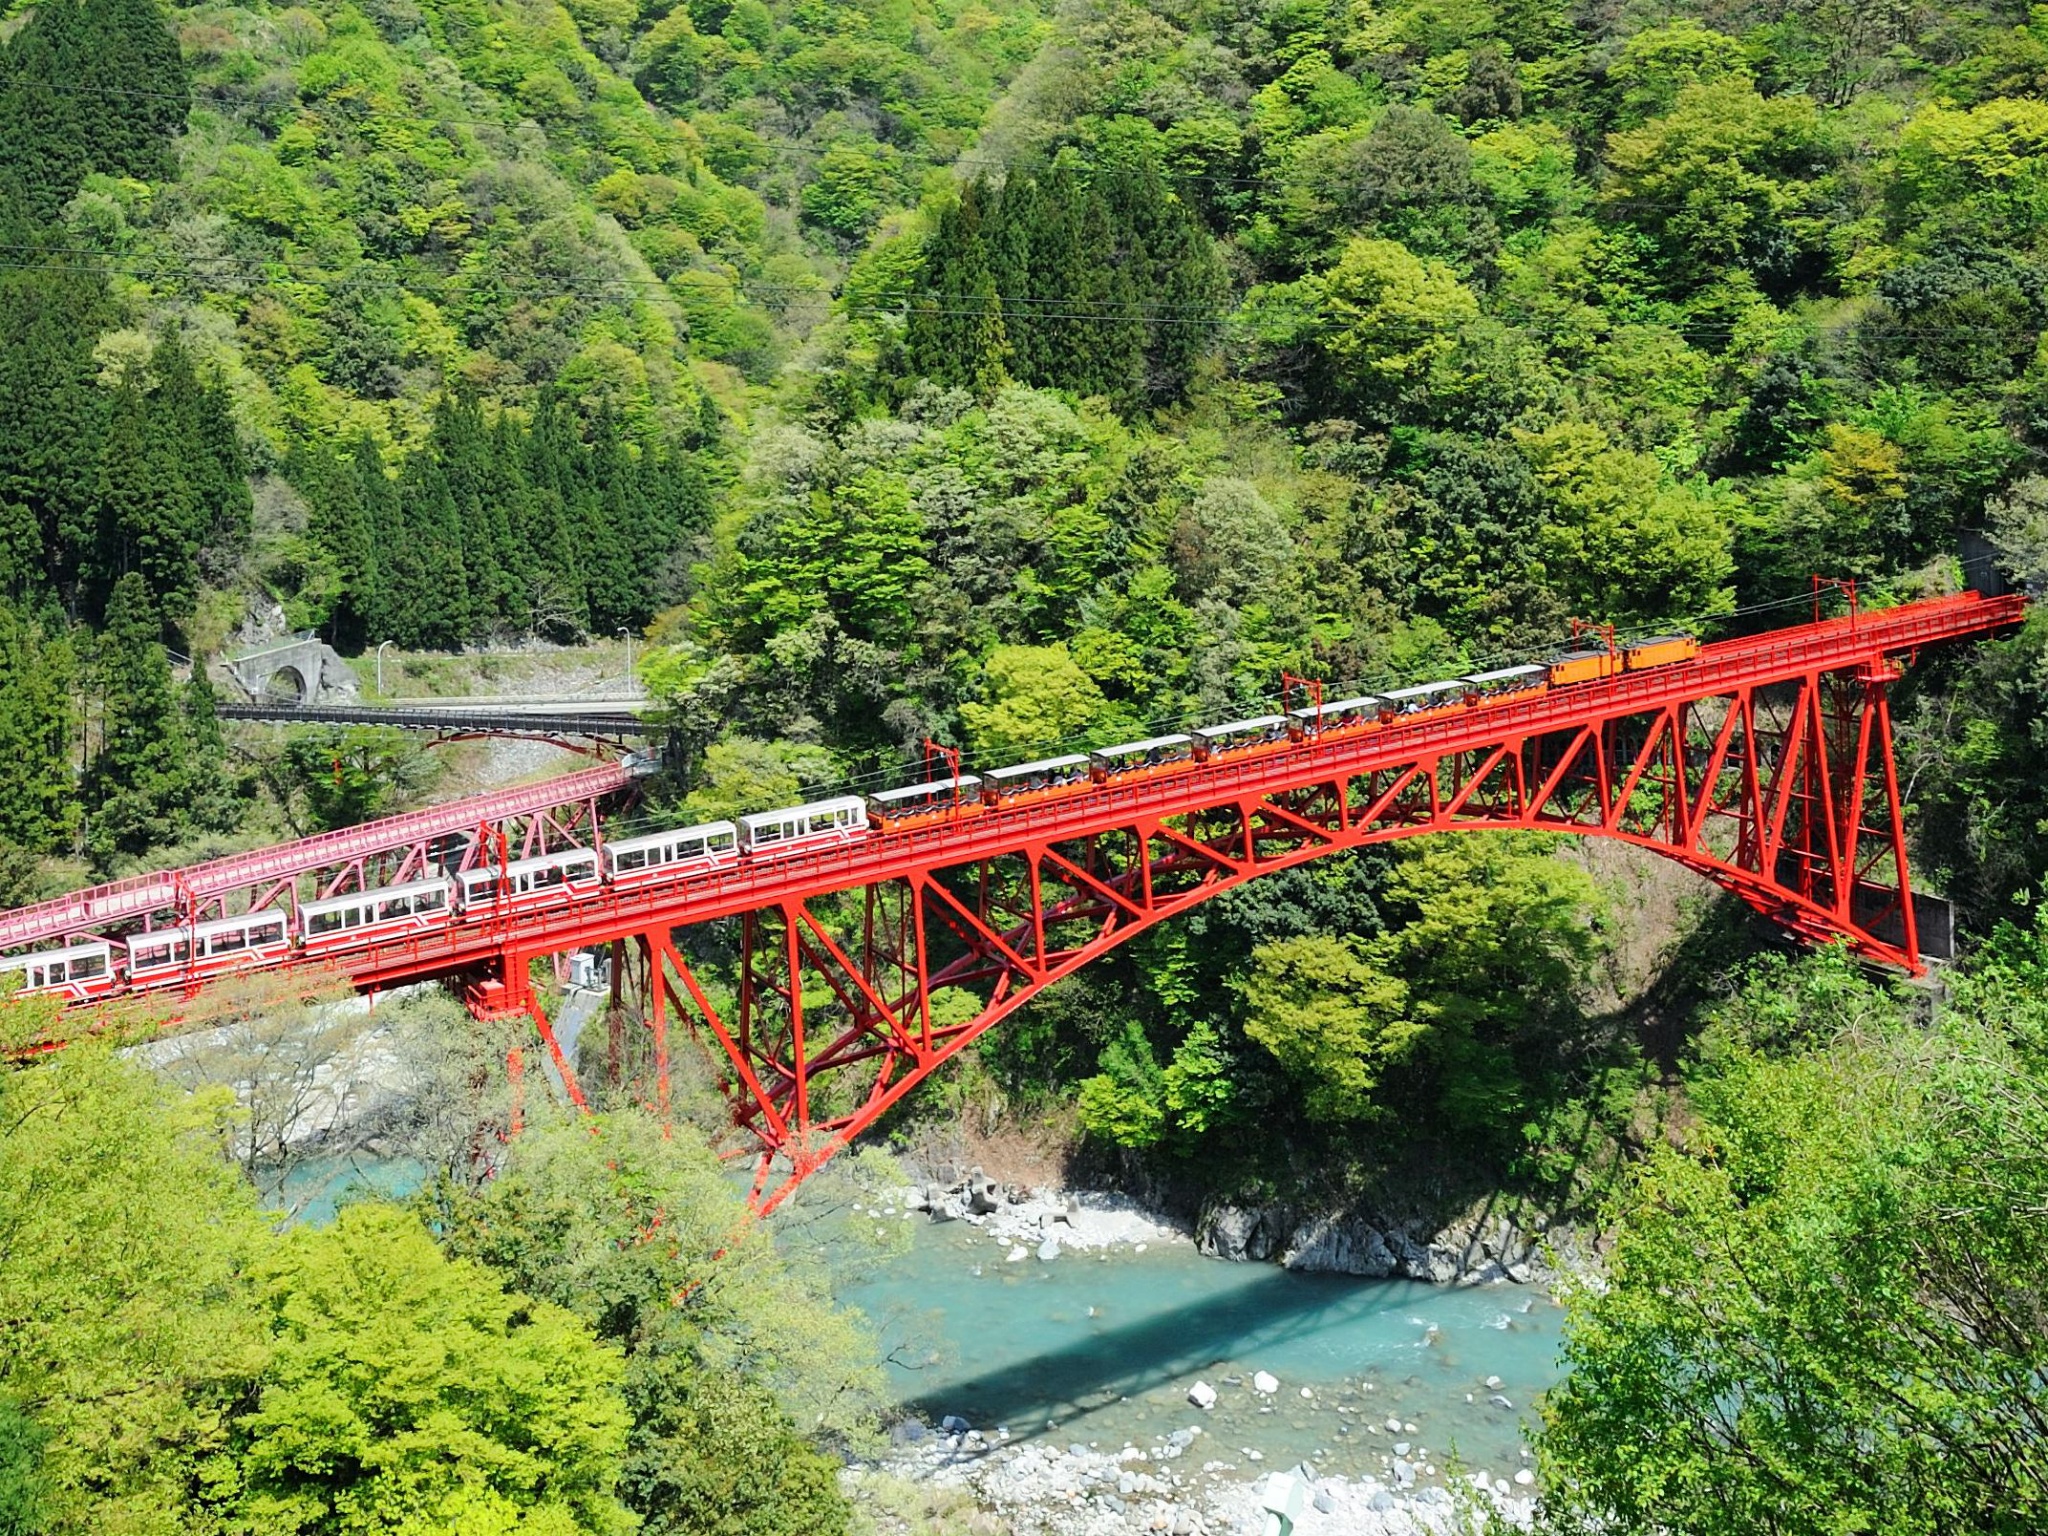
[{"xmin": 6, "ymin": 593, "xmax": 2027, "ymax": 1208}]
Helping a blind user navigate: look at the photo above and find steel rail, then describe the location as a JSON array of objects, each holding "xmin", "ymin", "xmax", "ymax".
[
  {"xmin": 0, "ymin": 762, "xmax": 636, "ymax": 951},
  {"xmin": 295, "ymin": 592, "xmax": 2028, "ymax": 993}
]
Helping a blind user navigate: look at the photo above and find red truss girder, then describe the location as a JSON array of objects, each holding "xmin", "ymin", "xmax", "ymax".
[
  {"xmin": 11, "ymin": 593, "xmax": 2025, "ymax": 1210},
  {"xmin": 613, "ymin": 663, "xmax": 1930, "ymax": 1211},
  {"xmin": 0, "ymin": 762, "xmax": 635, "ymax": 953}
]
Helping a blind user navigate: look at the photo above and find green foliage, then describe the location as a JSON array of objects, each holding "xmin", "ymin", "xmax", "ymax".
[
  {"xmin": 437, "ymin": 1113, "xmax": 886, "ymax": 1536},
  {"xmin": 1540, "ymin": 933, "xmax": 2048, "ymax": 1532},
  {"xmin": 0, "ymin": 1043, "xmax": 270, "ymax": 1536},
  {"xmin": 232, "ymin": 1206, "xmax": 634, "ymax": 1535},
  {"xmin": 0, "ymin": 1395, "xmax": 43, "ymax": 1536},
  {"xmin": 260, "ymin": 726, "xmax": 438, "ymax": 835},
  {"xmin": 1239, "ymin": 836, "xmax": 1603, "ymax": 1130},
  {"xmin": 1076, "ymin": 1020, "xmax": 1168, "ymax": 1148},
  {"xmin": 677, "ymin": 736, "xmax": 838, "ymax": 822},
  {"xmin": 1239, "ymin": 932, "xmax": 1418, "ymax": 1123},
  {"xmin": 960, "ymin": 643, "xmax": 1110, "ymax": 761}
]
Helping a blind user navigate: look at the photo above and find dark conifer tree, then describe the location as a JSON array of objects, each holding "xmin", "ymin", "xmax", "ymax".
[
  {"xmin": 393, "ymin": 450, "xmax": 468, "ymax": 648},
  {"xmin": 470, "ymin": 406, "xmax": 533, "ymax": 630},
  {"xmin": 983, "ymin": 173, "xmax": 1037, "ymax": 379},
  {"xmin": 1072, "ymin": 182, "xmax": 1145, "ymax": 408},
  {"xmin": 0, "ymin": 271, "xmax": 114, "ymax": 608},
  {"xmin": 0, "ymin": 597, "xmax": 77, "ymax": 855},
  {"xmin": 82, "ymin": 0, "xmax": 190, "ymax": 181},
  {"xmin": 85, "ymin": 571, "xmax": 184, "ymax": 863},
  {"xmin": 906, "ymin": 182, "xmax": 1006, "ymax": 392},
  {"xmin": 0, "ymin": 0, "xmax": 91, "ymax": 222},
  {"xmin": 95, "ymin": 366, "xmax": 198, "ymax": 618},
  {"xmin": 1023, "ymin": 164, "xmax": 1089, "ymax": 391},
  {"xmin": 354, "ymin": 434, "xmax": 404, "ymax": 644},
  {"xmin": 0, "ymin": 501, "xmax": 37, "ymax": 599},
  {"xmin": 522, "ymin": 392, "xmax": 591, "ymax": 639},
  {"xmin": 177, "ymin": 664, "xmax": 243, "ymax": 834}
]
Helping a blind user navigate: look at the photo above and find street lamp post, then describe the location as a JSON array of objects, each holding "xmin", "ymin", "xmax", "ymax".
[{"xmin": 376, "ymin": 640, "xmax": 394, "ymax": 697}]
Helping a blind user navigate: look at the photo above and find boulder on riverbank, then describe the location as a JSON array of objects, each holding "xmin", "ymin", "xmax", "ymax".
[{"xmin": 1198, "ymin": 1201, "xmax": 1562, "ymax": 1286}]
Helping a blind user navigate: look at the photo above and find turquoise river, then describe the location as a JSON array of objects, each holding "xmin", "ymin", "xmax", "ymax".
[{"xmin": 837, "ymin": 1217, "xmax": 1564, "ymax": 1479}]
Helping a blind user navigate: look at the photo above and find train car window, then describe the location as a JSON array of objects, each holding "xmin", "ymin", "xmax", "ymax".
[
  {"xmin": 617, "ymin": 848, "xmax": 648, "ymax": 872},
  {"xmin": 420, "ymin": 887, "xmax": 447, "ymax": 911},
  {"xmin": 73, "ymin": 951, "xmax": 106, "ymax": 978},
  {"xmin": 212, "ymin": 929, "xmax": 247, "ymax": 954}
]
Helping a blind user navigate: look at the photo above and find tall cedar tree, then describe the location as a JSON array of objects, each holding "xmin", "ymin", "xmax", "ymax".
[
  {"xmin": 905, "ymin": 164, "xmax": 1224, "ymax": 410},
  {"xmin": 0, "ymin": 599, "xmax": 77, "ymax": 856},
  {"xmin": 0, "ymin": 0, "xmax": 188, "ymax": 222},
  {"xmin": 85, "ymin": 573, "xmax": 184, "ymax": 862},
  {"xmin": 292, "ymin": 393, "xmax": 710, "ymax": 649}
]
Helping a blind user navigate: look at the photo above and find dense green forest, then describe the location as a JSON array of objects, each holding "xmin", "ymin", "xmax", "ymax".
[{"xmin": 3, "ymin": 0, "xmax": 2048, "ymax": 1529}]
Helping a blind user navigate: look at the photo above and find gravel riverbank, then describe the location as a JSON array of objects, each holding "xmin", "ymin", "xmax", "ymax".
[
  {"xmin": 856, "ymin": 1172, "xmax": 1552, "ymax": 1534},
  {"xmin": 853, "ymin": 1419, "xmax": 1536, "ymax": 1536}
]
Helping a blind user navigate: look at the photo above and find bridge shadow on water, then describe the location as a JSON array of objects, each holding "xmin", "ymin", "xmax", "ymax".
[{"xmin": 860, "ymin": 1260, "xmax": 1437, "ymax": 1446}]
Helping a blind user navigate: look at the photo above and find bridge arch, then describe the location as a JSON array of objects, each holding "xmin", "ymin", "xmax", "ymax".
[{"xmin": 565, "ymin": 667, "xmax": 1931, "ymax": 1211}]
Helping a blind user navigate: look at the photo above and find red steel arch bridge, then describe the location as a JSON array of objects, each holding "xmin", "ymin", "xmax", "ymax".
[{"xmin": 3, "ymin": 591, "xmax": 2026, "ymax": 1210}]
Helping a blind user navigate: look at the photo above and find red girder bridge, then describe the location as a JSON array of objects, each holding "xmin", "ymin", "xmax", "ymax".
[{"xmin": 7, "ymin": 592, "xmax": 2026, "ymax": 1210}]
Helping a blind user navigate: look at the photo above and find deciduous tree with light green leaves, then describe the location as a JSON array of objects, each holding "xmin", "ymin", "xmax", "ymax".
[
  {"xmin": 436, "ymin": 1113, "xmax": 893, "ymax": 1536},
  {"xmin": 0, "ymin": 1033, "xmax": 269, "ymax": 1536},
  {"xmin": 231, "ymin": 1205, "xmax": 636, "ymax": 1536},
  {"xmin": 1540, "ymin": 935, "xmax": 2048, "ymax": 1533},
  {"xmin": 961, "ymin": 643, "xmax": 1112, "ymax": 762}
]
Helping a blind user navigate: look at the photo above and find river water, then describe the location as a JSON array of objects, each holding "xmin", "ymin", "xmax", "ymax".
[
  {"xmin": 838, "ymin": 1217, "xmax": 1563, "ymax": 1483},
  {"xmin": 278, "ymin": 1154, "xmax": 1562, "ymax": 1485}
]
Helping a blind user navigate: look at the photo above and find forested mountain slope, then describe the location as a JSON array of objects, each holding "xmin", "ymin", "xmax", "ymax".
[
  {"xmin": 1, "ymin": 0, "xmax": 2045, "ymax": 1159},
  {"xmin": 3, "ymin": 3, "xmax": 2048, "ymax": 1533}
]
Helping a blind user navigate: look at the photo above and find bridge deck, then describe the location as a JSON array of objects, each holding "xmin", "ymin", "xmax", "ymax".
[
  {"xmin": 0, "ymin": 762, "xmax": 635, "ymax": 951},
  {"xmin": 3, "ymin": 592, "xmax": 2024, "ymax": 971},
  {"xmin": 257, "ymin": 592, "xmax": 2032, "ymax": 994}
]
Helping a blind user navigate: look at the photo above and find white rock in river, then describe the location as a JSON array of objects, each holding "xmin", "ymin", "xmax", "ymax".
[
  {"xmin": 1298, "ymin": 1387, "xmax": 1313, "ymax": 1399},
  {"xmin": 1490, "ymin": 1394, "xmax": 1514, "ymax": 1409},
  {"xmin": 1485, "ymin": 1375, "xmax": 1503, "ymax": 1389},
  {"xmin": 1384, "ymin": 1417, "xmax": 1401, "ymax": 1432},
  {"xmin": 1038, "ymin": 1238, "xmax": 1061, "ymax": 1262},
  {"xmin": 1393, "ymin": 1442, "xmax": 1411, "ymax": 1457},
  {"xmin": 1007, "ymin": 1245, "xmax": 1027, "ymax": 1262},
  {"xmin": 1252, "ymin": 1371, "xmax": 1280, "ymax": 1394},
  {"xmin": 1515, "ymin": 1469, "xmax": 1535, "ymax": 1486},
  {"xmin": 1187, "ymin": 1382, "xmax": 1218, "ymax": 1410}
]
